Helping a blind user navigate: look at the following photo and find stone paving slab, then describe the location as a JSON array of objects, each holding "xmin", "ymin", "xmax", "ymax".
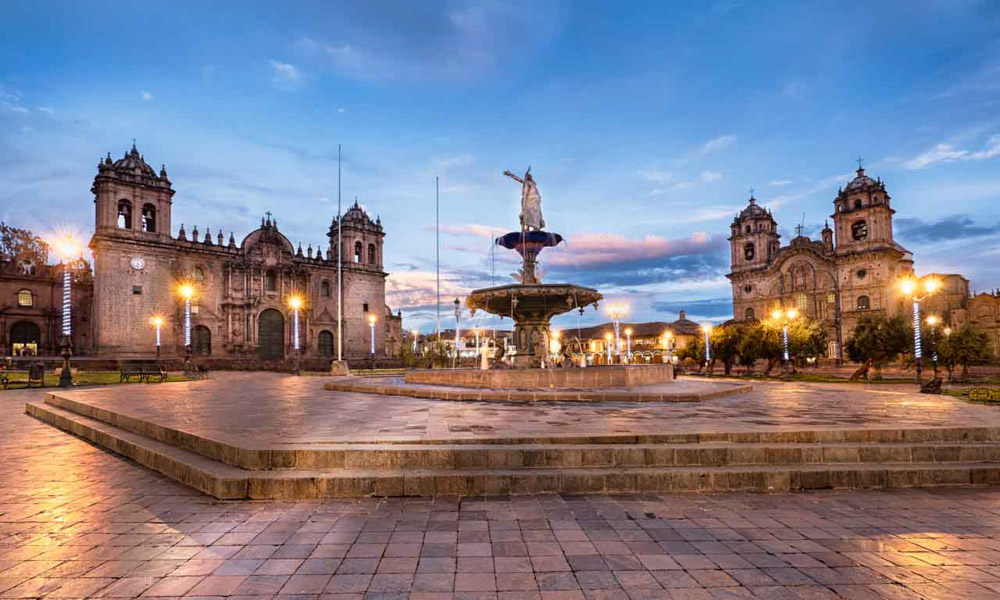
[
  {"xmin": 5, "ymin": 387, "xmax": 1000, "ymax": 598},
  {"xmin": 40, "ymin": 372, "xmax": 1000, "ymax": 447}
]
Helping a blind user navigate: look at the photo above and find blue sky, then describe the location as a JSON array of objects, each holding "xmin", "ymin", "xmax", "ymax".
[{"xmin": 2, "ymin": 0, "xmax": 999, "ymax": 332}]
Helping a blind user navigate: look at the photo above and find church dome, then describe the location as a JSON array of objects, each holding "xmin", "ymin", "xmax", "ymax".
[
  {"xmin": 844, "ymin": 167, "xmax": 880, "ymax": 192},
  {"xmin": 738, "ymin": 196, "xmax": 769, "ymax": 220},
  {"xmin": 112, "ymin": 144, "xmax": 158, "ymax": 177}
]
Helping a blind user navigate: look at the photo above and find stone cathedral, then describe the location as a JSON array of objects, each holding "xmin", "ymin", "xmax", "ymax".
[
  {"xmin": 89, "ymin": 144, "xmax": 402, "ymax": 362},
  {"xmin": 727, "ymin": 165, "xmax": 969, "ymax": 360}
]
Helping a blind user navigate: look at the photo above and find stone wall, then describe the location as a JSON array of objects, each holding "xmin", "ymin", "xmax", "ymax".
[{"xmin": 404, "ymin": 364, "xmax": 674, "ymax": 389}]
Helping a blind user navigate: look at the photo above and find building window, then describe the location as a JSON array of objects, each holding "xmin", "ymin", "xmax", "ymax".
[
  {"xmin": 363, "ymin": 302, "xmax": 369, "ymax": 313},
  {"xmin": 321, "ymin": 280, "xmax": 331, "ymax": 298},
  {"xmin": 743, "ymin": 284, "xmax": 752, "ymax": 294},
  {"xmin": 854, "ymin": 199, "xmax": 862, "ymax": 210},
  {"xmin": 744, "ymin": 242, "xmax": 755, "ymax": 261},
  {"xmin": 857, "ymin": 295, "xmax": 870, "ymax": 311},
  {"xmin": 265, "ymin": 270, "xmax": 277, "ymax": 292},
  {"xmin": 141, "ymin": 204, "xmax": 156, "ymax": 233},
  {"xmin": 796, "ymin": 293, "xmax": 808, "ymax": 312},
  {"xmin": 851, "ymin": 220, "xmax": 868, "ymax": 241},
  {"xmin": 744, "ymin": 225, "xmax": 751, "ymax": 234},
  {"xmin": 855, "ymin": 268, "xmax": 867, "ymax": 280},
  {"xmin": 117, "ymin": 200, "xmax": 132, "ymax": 229},
  {"xmin": 132, "ymin": 286, "xmax": 142, "ymax": 295},
  {"xmin": 368, "ymin": 243, "xmax": 376, "ymax": 264},
  {"xmin": 745, "ymin": 307, "xmax": 755, "ymax": 320},
  {"xmin": 193, "ymin": 266, "xmax": 205, "ymax": 283},
  {"xmin": 16, "ymin": 289, "xmax": 33, "ymax": 307},
  {"xmin": 354, "ymin": 241, "xmax": 363, "ymax": 263}
]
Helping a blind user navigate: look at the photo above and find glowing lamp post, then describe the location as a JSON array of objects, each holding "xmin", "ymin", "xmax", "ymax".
[
  {"xmin": 56, "ymin": 235, "xmax": 77, "ymax": 387},
  {"xmin": 701, "ymin": 323, "xmax": 713, "ymax": 374},
  {"xmin": 926, "ymin": 315, "xmax": 940, "ymax": 376},
  {"xmin": 178, "ymin": 283, "xmax": 194, "ymax": 372},
  {"xmin": 287, "ymin": 295, "xmax": 303, "ymax": 374},
  {"xmin": 453, "ymin": 298, "xmax": 461, "ymax": 368},
  {"xmin": 368, "ymin": 314, "xmax": 377, "ymax": 368},
  {"xmin": 900, "ymin": 277, "xmax": 940, "ymax": 383},
  {"xmin": 605, "ymin": 302, "xmax": 628, "ymax": 363},
  {"xmin": 624, "ymin": 327, "xmax": 633, "ymax": 363},
  {"xmin": 662, "ymin": 331, "xmax": 674, "ymax": 364},
  {"xmin": 150, "ymin": 316, "xmax": 164, "ymax": 358},
  {"xmin": 604, "ymin": 332, "xmax": 613, "ymax": 364},
  {"xmin": 771, "ymin": 307, "xmax": 799, "ymax": 374},
  {"xmin": 411, "ymin": 329, "xmax": 420, "ymax": 353}
]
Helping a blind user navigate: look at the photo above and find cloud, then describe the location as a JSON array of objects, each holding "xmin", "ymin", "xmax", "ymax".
[
  {"xmin": 768, "ymin": 179, "xmax": 792, "ymax": 186},
  {"xmin": 141, "ymin": 91, "xmax": 153, "ymax": 101},
  {"xmin": 36, "ymin": 106, "xmax": 54, "ymax": 115},
  {"xmin": 269, "ymin": 60, "xmax": 302, "ymax": 88},
  {"xmin": 431, "ymin": 223, "xmax": 507, "ymax": 238},
  {"xmin": 651, "ymin": 297, "xmax": 733, "ymax": 320},
  {"xmin": 697, "ymin": 134, "xmax": 737, "ymax": 155},
  {"xmin": 546, "ymin": 232, "xmax": 719, "ymax": 269},
  {"xmin": 700, "ymin": 170, "xmax": 723, "ymax": 183},
  {"xmin": 638, "ymin": 168, "xmax": 673, "ymax": 183},
  {"xmin": 433, "ymin": 154, "xmax": 474, "ymax": 171},
  {"xmin": 896, "ymin": 215, "xmax": 1000, "ymax": 243},
  {"xmin": 0, "ymin": 88, "xmax": 29, "ymax": 114},
  {"xmin": 903, "ymin": 135, "xmax": 1000, "ymax": 170}
]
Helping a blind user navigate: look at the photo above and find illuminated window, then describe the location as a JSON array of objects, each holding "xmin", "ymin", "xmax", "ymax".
[
  {"xmin": 141, "ymin": 204, "xmax": 156, "ymax": 232},
  {"xmin": 745, "ymin": 307, "xmax": 755, "ymax": 320},
  {"xmin": 354, "ymin": 241, "xmax": 363, "ymax": 263},
  {"xmin": 16, "ymin": 289, "xmax": 33, "ymax": 307},
  {"xmin": 193, "ymin": 266, "xmax": 205, "ymax": 282},
  {"xmin": 117, "ymin": 199, "xmax": 132, "ymax": 229},
  {"xmin": 796, "ymin": 293, "xmax": 808, "ymax": 311},
  {"xmin": 857, "ymin": 295, "xmax": 870, "ymax": 311}
]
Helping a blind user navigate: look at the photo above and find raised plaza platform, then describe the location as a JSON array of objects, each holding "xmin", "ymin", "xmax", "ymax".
[
  {"xmin": 404, "ymin": 364, "xmax": 674, "ymax": 389},
  {"xmin": 25, "ymin": 373, "xmax": 1000, "ymax": 500}
]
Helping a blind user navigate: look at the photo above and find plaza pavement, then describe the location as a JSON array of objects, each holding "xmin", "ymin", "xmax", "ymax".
[{"xmin": 3, "ymin": 374, "xmax": 1000, "ymax": 598}]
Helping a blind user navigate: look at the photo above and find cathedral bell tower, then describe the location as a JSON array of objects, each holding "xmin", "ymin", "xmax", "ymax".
[
  {"xmin": 831, "ymin": 165, "xmax": 894, "ymax": 254},
  {"xmin": 92, "ymin": 143, "xmax": 174, "ymax": 239},
  {"xmin": 729, "ymin": 195, "xmax": 780, "ymax": 273}
]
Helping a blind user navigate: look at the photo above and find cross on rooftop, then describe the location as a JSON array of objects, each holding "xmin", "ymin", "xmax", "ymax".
[{"xmin": 856, "ymin": 156, "xmax": 865, "ymax": 170}]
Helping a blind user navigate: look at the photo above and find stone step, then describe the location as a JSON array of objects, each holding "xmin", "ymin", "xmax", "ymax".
[{"xmin": 27, "ymin": 401, "xmax": 1000, "ymax": 500}]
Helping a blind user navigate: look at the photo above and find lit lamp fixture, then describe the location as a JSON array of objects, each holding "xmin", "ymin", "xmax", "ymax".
[
  {"xmin": 925, "ymin": 315, "xmax": 941, "ymax": 376},
  {"xmin": 604, "ymin": 332, "xmax": 613, "ymax": 364},
  {"xmin": 605, "ymin": 301, "xmax": 629, "ymax": 363},
  {"xmin": 661, "ymin": 331, "xmax": 674, "ymax": 364},
  {"xmin": 453, "ymin": 298, "xmax": 461, "ymax": 367},
  {"xmin": 178, "ymin": 282, "xmax": 195, "ymax": 372},
  {"xmin": 624, "ymin": 327, "xmax": 633, "ymax": 363},
  {"xmin": 368, "ymin": 313, "xmax": 377, "ymax": 367},
  {"xmin": 549, "ymin": 330, "xmax": 562, "ymax": 356},
  {"xmin": 411, "ymin": 328, "xmax": 420, "ymax": 352},
  {"xmin": 287, "ymin": 295, "xmax": 303, "ymax": 351},
  {"xmin": 56, "ymin": 234, "xmax": 77, "ymax": 387},
  {"xmin": 149, "ymin": 315, "xmax": 165, "ymax": 358},
  {"xmin": 899, "ymin": 276, "xmax": 940, "ymax": 382},
  {"xmin": 771, "ymin": 307, "xmax": 799, "ymax": 374},
  {"xmin": 701, "ymin": 323, "xmax": 713, "ymax": 373}
]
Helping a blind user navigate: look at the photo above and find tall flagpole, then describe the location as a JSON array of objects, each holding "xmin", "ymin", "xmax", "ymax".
[
  {"xmin": 337, "ymin": 144, "xmax": 343, "ymax": 362},
  {"xmin": 436, "ymin": 176, "xmax": 441, "ymax": 341}
]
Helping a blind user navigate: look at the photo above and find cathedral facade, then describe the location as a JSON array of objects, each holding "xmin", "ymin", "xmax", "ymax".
[
  {"xmin": 727, "ymin": 166, "xmax": 967, "ymax": 360},
  {"xmin": 89, "ymin": 145, "xmax": 402, "ymax": 362}
]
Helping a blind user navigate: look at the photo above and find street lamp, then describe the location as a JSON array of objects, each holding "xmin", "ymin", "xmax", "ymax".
[
  {"xmin": 899, "ymin": 276, "xmax": 940, "ymax": 382},
  {"xmin": 661, "ymin": 331, "xmax": 674, "ymax": 364},
  {"xmin": 56, "ymin": 234, "xmax": 77, "ymax": 387},
  {"xmin": 771, "ymin": 307, "xmax": 799, "ymax": 374},
  {"xmin": 178, "ymin": 282, "xmax": 195, "ymax": 373},
  {"xmin": 604, "ymin": 332, "xmax": 613, "ymax": 364},
  {"xmin": 926, "ymin": 315, "xmax": 940, "ymax": 376},
  {"xmin": 605, "ymin": 301, "xmax": 628, "ymax": 363},
  {"xmin": 368, "ymin": 314, "xmax": 377, "ymax": 367},
  {"xmin": 287, "ymin": 295, "xmax": 303, "ymax": 375},
  {"xmin": 453, "ymin": 298, "xmax": 461, "ymax": 368},
  {"xmin": 624, "ymin": 327, "xmax": 633, "ymax": 363},
  {"xmin": 149, "ymin": 315, "xmax": 164, "ymax": 358},
  {"xmin": 701, "ymin": 323, "xmax": 713, "ymax": 373},
  {"xmin": 411, "ymin": 328, "xmax": 420, "ymax": 353}
]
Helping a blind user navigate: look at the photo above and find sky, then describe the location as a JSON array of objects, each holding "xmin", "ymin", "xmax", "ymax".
[{"xmin": 2, "ymin": 0, "xmax": 999, "ymax": 332}]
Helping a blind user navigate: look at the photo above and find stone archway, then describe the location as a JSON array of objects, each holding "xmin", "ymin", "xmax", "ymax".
[
  {"xmin": 258, "ymin": 309, "xmax": 285, "ymax": 360},
  {"xmin": 10, "ymin": 321, "xmax": 40, "ymax": 356}
]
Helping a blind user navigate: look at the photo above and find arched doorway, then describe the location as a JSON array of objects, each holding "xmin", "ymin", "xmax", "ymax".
[
  {"xmin": 193, "ymin": 325, "xmax": 211, "ymax": 355},
  {"xmin": 318, "ymin": 330, "xmax": 334, "ymax": 357},
  {"xmin": 258, "ymin": 309, "xmax": 284, "ymax": 359},
  {"xmin": 10, "ymin": 321, "xmax": 41, "ymax": 356}
]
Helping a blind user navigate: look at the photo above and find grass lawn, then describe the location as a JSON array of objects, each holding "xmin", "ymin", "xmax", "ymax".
[{"xmin": 1, "ymin": 371, "xmax": 191, "ymax": 390}]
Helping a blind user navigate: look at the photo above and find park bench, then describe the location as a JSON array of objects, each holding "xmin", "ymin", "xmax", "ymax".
[
  {"xmin": 0, "ymin": 362, "xmax": 45, "ymax": 389},
  {"xmin": 119, "ymin": 360, "xmax": 167, "ymax": 383}
]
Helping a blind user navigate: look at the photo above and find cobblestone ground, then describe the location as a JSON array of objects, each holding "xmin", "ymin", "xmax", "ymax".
[{"xmin": 5, "ymin": 385, "xmax": 1000, "ymax": 598}]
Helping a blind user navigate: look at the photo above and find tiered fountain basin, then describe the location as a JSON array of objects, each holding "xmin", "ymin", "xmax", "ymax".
[{"xmin": 404, "ymin": 364, "xmax": 674, "ymax": 389}]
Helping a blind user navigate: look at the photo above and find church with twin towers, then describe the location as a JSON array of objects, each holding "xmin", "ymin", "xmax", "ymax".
[
  {"xmin": 88, "ymin": 144, "xmax": 402, "ymax": 362},
  {"xmin": 726, "ymin": 163, "xmax": 971, "ymax": 360}
]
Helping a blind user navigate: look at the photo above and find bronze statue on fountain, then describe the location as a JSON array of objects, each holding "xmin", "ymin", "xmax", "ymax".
[{"xmin": 466, "ymin": 168, "xmax": 602, "ymax": 368}]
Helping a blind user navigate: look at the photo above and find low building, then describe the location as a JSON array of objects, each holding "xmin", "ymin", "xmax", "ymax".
[{"xmin": 566, "ymin": 311, "xmax": 703, "ymax": 363}]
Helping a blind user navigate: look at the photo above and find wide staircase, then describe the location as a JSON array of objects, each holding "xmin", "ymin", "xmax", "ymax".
[{"xmin": 27, "ymin": 393, "xmax": 1000, "ymax": 499}]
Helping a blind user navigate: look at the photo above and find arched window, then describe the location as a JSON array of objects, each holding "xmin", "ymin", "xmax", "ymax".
[
  {"xmin": 796, "ymin": 293, "xmax": 808, "ymax": 312},
  {"xmin": 854, "ymin": 199, "xmax": 862, "ymax": 210},
  {"xmin": 16, "ymin": 289, "xmax": 33, "ymax": 308},
  {"xmin": 318, "ymin": 330, "xmax": 334, "ymax": 357},
  {"xmin": 141, "ymin": 204, "xmax": 156, "ymax": 233},
  {"xmin": 857, "ymin": 295, "xmax": 870, "ymax": 311},
  {"xmin": 745, "ymin": 225, "xmax": 751, "ymax": 234},
  {"xmin": 193, "ymin": 266, "xmax": 205, "ymax": 283},
  {"xmin": 117, "ymin": 200, "xmax": 132, "ymax": 229},
  {"xmin": 852, "ymin": 220, "xmax": 868, "ymax": 241},
  {"xmin": 745, "ymin": 307, "xmax": 755, "ymax": 320},
  {"xmin": 320, "ymin": 280, "xmax": 331, "ymax": 298},
  {"xmin": 368, "ymin": 243, "xmax": 376, "ymax": 264},
  {"xmin": 744, "ymin": 242, "xmax": 755, "ymax": 261},
  {"xmin": 354, "ymin": 241, "xmax": 363, "ymax": 263},
  {"xmin": 265, "ymin": 270, "xmax": 277, "ymax": 292},
  {"xmin": 10, "ymin": 321, "xmax": 40, "ymax": 356},
  {"xmin": 193, "ymin": 325, "xmax": 211, "ymax": 355}
]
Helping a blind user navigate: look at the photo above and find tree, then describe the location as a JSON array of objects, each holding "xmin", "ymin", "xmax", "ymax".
[
  {"xmin": 676, "ymin": 335, "xmax": 706, "ymax": 370},
  {"xmin": 710, "ymin": 324, "xmax": 744, "ymax": 376},
  {"xmin": 845, "ymin": 314, "xmax": 911, "ymax": 378},
  {"xmin": 787, "ymin": 317, "xmax": 828, "ymax": 366},
  {"xmin": 939, "ymin": 327, "xmax": 992, "ymax": 380},
  {"xmin": 0, "ymin": 222, "xmax": 49, "ymax": 264}
]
